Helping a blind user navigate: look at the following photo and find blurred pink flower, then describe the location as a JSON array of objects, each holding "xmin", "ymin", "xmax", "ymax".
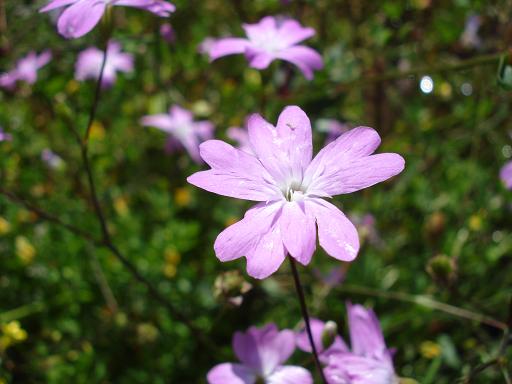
[
  {"xmin": 40, "ymin": 0, "xmax": 175, "ymax": 39},
  {"xmin": 460, "ymin": 15, "xmax": 482, "ymax": 49},
  {"xmin": 207, "ymin": 323, "xmax": 312, "ymax": 384},
  {"xmin": 0, "ymin": 51, "xmax": 52, "ymax": 90},
  {"xmin": 41, "ymin": 149, "xmax": 64, "ymax": 169},
  {"xmin": 0, "ymin": 127, "xmax": 12, "ymax": 142},
  {"xmin": 160, "ymin": 22, "xmax": 175, "ymax": 43},
  {"xmin": 317, "ymin": 119, "xmax": 350, "ymax": 145},
  {"xmin": 198, "ymin": 38, "xmax": 217, "ymax": 55},
  {"xmin": 227, "ymin": 124, "xmax": 253, "ymax": 154},
  {"xmin": 205, "ymin": 16, "xmax": 323, "ymax": 80},
  {"xmin": 501, "ymin": 161, "xmax": 512, "ymax": 190},
  {"xmin": 324, "ymin": 303, "xmax": 396, "ymax": 384},
  {"xmin": 187, "ymin": 106, "xmax": 405, "ymax": 279},
  {"xmin": 141, "ymin": 105, "xmax": 214, "ymax": 163},
  {"xmin": 296, "ymin": 318, "xmax": 348, "ymax": 364},
  {"xmin": 75, "ymin": 40, "xmax": 134, "ymax": 88}
]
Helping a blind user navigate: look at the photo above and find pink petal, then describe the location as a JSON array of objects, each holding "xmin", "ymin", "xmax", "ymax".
[
  {"xmin": 39, "ymin": 0, "xmax": 77, "ymax": 12},
  {"xmin": 180, "ymin": 131, "xmax": 203, "ymax": 164},
  {"xmin": 280, "ymin": 202, "xmax": 316, "ymax": 265},
  {"xmin": 267, "ymin": 366, "xmax": 313, "ymax": 384},
  {"xmin": 247, "ymin": 107, "xmax": 312, "ymax": 183},
  {"xmin": 347, "ymin": 303, "xmax": 391, "ymax": 363},
  {"xmin": 57, "ymin": 0, "xmax": 106, "ymax": 38},
  {"xmin": 305, "ymin": 127, "xmax": 404, "ymax": 197},
  {"xmin": 115, "ymin": 0, "xmax": 176, "ymax": 16},
  {"xmin": 500, "ymin": 160, "xmax": 512, "ymax": 189},
  {"xmin": 275, "ymin": 46, "xmax": 323, "ymax": 80},
  {"xmin": 295, "ymin": 318, "xmax": 348, "ymax": 363},
  {"xmin": 243, "ymin": 16, "xmax": 277, "ymax": 42},
  {"xmin": 307, "ymin": 199, "xmax": 359, "ymax": 262},
  {"xmin": 234, "ymin": 324, "xmax": 296, "ymax": 375},
  {"xmin": 195, "ymin": 121, "xmax": 215, "ymax": 141},
  {"xmin": 36, "ymin": 50, "xmax": 53, "ymax": 68},
  {"xmin": 213, "ymin": 201, "xmax": 282, "ymax": 262},
  {"xmin": 207, "ymin": 363, "xmax": 255, "ymax": 384},
  {"xmin": 325, "ymin": 353, "xmax": 395, "ymax": 384},
  {"xmin": 313, "ymin": 153, "xmax": 405, "ymax": 196},
  {"xmin": 209, "ymin": 38, "xmax": 250, "ymax": 60},
  {"xmin": 245, "ymin": 221, "xmax": 287, "ymax": 279},
  {"xmin": 277, "ymin": 19, "xmax": 315, "ymax": 46},
  {"xmin": 246, "ymin": 49, "xmax": 275, "ymax": 70},
  {"xmin": 276, "ymin": 105, "xmax": 313, "ymax": 179},
  {"xmin": 187, "ymin": 140, "xmax": 280, "ymax": 201},
  {"xmin": 140, "ymin": 114, "xmax": 174, "ymax": 133}
]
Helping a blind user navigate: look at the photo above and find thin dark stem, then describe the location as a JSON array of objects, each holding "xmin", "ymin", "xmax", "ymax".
[
  {"xmin": 75, "ymin": 67, "xmax": 218, "ymax": 353},
  {"xmin": 289, "ymin": 257, "xmax": 328, "ymax": 384},
  {"xmin": 83, "ymin": 42, "xmax": 108, "ymax": 145},
  {"xmin": 0, "ymin": 187, "xmax": 97, "ymax": 243},
  {"xmin": 0, "ymin": 187, "xmax": 217, "ymax": 352},
  {"xmin": 460, "ymin": 329, "xmax": 511, "ymax": 383}
]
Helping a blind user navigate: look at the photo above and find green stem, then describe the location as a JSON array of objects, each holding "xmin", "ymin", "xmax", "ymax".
[{"xmin": 336, "ymin": 284, "xmax": 507, "ymax": 331}]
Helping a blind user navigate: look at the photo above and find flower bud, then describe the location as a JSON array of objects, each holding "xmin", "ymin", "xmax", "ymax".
[
  {"xmin": 321, "ymin": 321, "xmax": 338, "ymax": 350},
  {"xmin": 426, "ymin": 254, "xmax": 457, "ymax": 287}
]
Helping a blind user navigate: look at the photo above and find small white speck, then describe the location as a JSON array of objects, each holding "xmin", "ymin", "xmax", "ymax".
[
  {"xmin": 420, "ymin": 76, "xmax": 434, "ymax": 94},
  {"xmin": 461, "ymin": 82, "xmax": 473, "ymax": 96}
]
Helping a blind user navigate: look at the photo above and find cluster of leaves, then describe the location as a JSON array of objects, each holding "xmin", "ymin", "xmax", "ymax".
[{"xmin": 1, "ymin": 0, "xmax": 512, "ymax": 382}]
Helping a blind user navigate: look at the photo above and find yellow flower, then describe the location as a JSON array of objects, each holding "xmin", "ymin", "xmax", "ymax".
[
  {"xmin": 0, "ymin": 217, "xmax": 11, "ymax": 235},
  {"xmin": 174, "ymin": 187, "xmax": 192, "ymax": 207},
  {"xmin": 114, "ymin": 196, "xmax": 130, "ymax": 217},
  {"xmin": 16, "ymin": 236, "xmax": 36, "ymax": 264},
  {"xmin": 165, "ymin": 248, "xmax": 181, "ymax": 265},
  {"xmin": 0, "ymin": 321, "xmax": 28, "ymax": 352},
  {"xmin": 163, "ymin": 264, "xmax": 177, "ymax": 278},
  {"xmin": 66, "ymin": 79, "xmax": 80, "ymax": 94},
  {"xmin": 420, "ymin": 341, "xmax": 441, "ymax": 359},
  {"xmin": 469, "ymin": 214, "xmax": 482, "ymax": 231},
  {"xmin": 89, "ymin": 121, "xmax": 105, "ymax": 141},
  {"xmin": 163, "ymin": 248, "xmax": 181, "ymax": 279}
]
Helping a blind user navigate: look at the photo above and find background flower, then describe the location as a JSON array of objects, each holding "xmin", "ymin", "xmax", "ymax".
[
  {"xmin": 0, "ymin": 51, "xmax": 52, "ymax": 90},
  {"xmin": 40, "ymin": 0, "xmax": 175, "ymax": 38},
  {"xmin": 206, "ymin": 16, "xmax": 323, "ymax": 80},
  {"xmin": 75, "ymin": 40, "xmax": 134, "ymax": 88},
  {"xmin": 141, "ymin": 105, "xmax": 214, "ymax": 164},
  {"xmin": 207, "ymin": 323, "xmax": 312, "ymax": 384}
]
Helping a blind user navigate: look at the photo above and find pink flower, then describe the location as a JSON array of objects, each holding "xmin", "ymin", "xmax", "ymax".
[
  {"xmin": 207, "ymin": 324, "xmax": 313, "ymax": 384},
  {"xmin": 0, "ymin": 127, "xmax": 12, "ymax": 142},
  {"xmin": 141, "ymin": 105, "xmax": 214, "ymax": 164},
  {"xmin": 324, "ymin": 303, "xmax": 396, "ymax": 384},
  {"xmin": 0, "ymin": 51, "xmax": 52, "ymax": 90},
  {"xmin": 206, "ymin": 16, "xmax": 323, "ymax": 80},
  {"xmin": 40, "ymin": 0, "xmax": 175, "ymax": 39},
  {"xmin": 296, "ymin": 318, "xmax": 348, "ymax": 364},
  {"xmin": 75, "ymin": 40, "xmax": 134, "ymax": 88},
  {"xmin": 501, "ymin": 160, "xmax": 512, "ymax": 190},
  {"xmin": 187, "ymin": 106, "xmax": 405, "ymax": 279},
  {"xmin": 41, "ymin": 149, "xmax": 64, "ymax": 169},
  {"xmin": 317, "ymin": 119, "xmax": 350, "ymax": 145},
  {"xmin": 160, "ymin": 22, "xmax": 175, "ymax": 43},
  {"xmin": 227, "ymin": 123, "xmax": 252, "ymax": 154}
]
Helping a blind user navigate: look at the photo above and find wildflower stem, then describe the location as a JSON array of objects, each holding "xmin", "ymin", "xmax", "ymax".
[
  {"xmin": 0, "ymin": 186, "xmax": 219, "ymax": 353},
  {"xmin": 289, "ymin": 257, "xmax": 328, "ymax": 384}
]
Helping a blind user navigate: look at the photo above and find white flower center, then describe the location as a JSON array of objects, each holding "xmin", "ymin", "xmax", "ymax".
[{"xmin": 283, "ymin": 180, "xmax": 307, "ymax": 202}]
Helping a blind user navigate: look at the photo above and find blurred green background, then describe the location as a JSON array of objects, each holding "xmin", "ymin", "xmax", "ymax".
[{"xmin": 1, "ymin": 0, "xmax": 512, "ymax": 382}]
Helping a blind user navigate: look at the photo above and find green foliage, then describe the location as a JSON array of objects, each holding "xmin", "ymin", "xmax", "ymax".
[{"xmin": 1, "ymin": 0, "xmax": 512, "ymax": 382}]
